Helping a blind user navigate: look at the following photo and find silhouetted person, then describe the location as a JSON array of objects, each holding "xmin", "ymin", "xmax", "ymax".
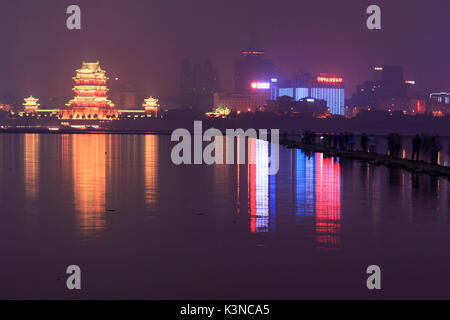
[
  {"xmin": 394, "ymin": 134, "xmax": 402, "ymax": 158},
  {"xmin": 360, "ymin": 133, "xmax": 368, "ymax": 152},
  {"xmin": 388, "ymin": 133, "xmax": 401, "ymax": 158},
  {"xmin": 430, "ymin": 136, "xmax": 441, "ymax": 165},
  {"xmin": 411, "ymin": 134, "xmax": 421, "ymax": 161},
  {"xmin": 387, "ymin": 134, "xmax": 395, "ymax": 156}
]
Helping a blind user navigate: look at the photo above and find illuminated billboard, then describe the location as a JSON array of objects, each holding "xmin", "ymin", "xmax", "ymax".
[
  {"xmin": 316, "ymin": 77, "xmax": 343, "ymax": 84},
  {"xmin": 251, "ymin": 82, "xmax": 271, "ymax": 90}
]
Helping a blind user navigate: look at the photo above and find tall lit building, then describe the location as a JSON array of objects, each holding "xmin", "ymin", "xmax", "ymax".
[
  {"xmin": 23, "ymin": 96, "xmax": 40, "ymax": 113},
  {"xmin": 429, "ymin": 92, "xmax": 450, "ymax": 117},
  {"xmin": 351, "ymin": 66, "xmax": 409, "ymax": 112},
  {"xmin": 374, "ymin": 65, "xmax": 406, "ymax": 99},
  {"xmin": 278, "ymin": 74, "xmax": 345, "ymax": 115},
  {"xmin": 235, "ymin": 32, "xmax": 274, "ymax": 93},
  {"xmin": 62, "ymin": 62, "xmax": 116, "ymax": 119}
]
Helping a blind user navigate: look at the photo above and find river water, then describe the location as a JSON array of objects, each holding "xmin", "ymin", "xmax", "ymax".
[{"xmin": 0, "ymin": 133, "xmax": 449, "ymax": 299}]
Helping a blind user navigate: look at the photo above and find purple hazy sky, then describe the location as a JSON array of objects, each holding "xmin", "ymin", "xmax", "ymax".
[{"xmin": 1, "ymin": 0, "xmax": 450, "ymax": 101}]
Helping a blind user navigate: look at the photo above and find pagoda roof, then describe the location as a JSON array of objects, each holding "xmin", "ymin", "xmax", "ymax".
[
  {"xmin": 77, "ymin": 61, "xmax": 104, "ymax": 73},
  {"xmin": 24, "ymin": 95, "xmax": 39, "ymax": 101},
  {"xmin": 143, "ymin": 96, "xmax": 160, "ymax": 106}
]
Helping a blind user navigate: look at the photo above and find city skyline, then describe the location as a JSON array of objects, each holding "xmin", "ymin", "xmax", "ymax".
[
  {"xmin": 3, "ymin": 0, "xmax": 450, "ymax": 302},
  {"xmin": 1, "ymin": 0, "xmax": 450, "ymax": 101}
]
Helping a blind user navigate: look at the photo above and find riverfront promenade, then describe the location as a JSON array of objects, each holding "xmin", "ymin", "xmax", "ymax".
[{"xmin": 280, "ymin": 134, "xmax": 450, "ymax": 179}]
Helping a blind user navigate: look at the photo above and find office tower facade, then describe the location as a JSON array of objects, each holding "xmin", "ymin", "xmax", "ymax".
[
  {"xmin": 278, "ymin": 74, "xmax": 345, "ymax": 115},
  {"xmin": 235, "ymin": 33, "xmax": 274, "ymax": 93},
  {"xmin": 180, "ymin": 59, "xmax": 219, "ymax": 111},
  {"xmin": 352, "ymin": 66, "xmax": 409, "ymax": 112},
  {"xmin": 429, "ymin": 92, "xmax": 450, "ymax": 117}
]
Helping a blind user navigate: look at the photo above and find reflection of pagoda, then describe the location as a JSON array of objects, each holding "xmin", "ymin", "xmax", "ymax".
[
  {"xmin": 142, "ymin": 97, "xmax": 159, "ymax": 117},
  {"xmin": 23, "ymin": 96, "xmax": 40, "ymax": 113},
  {"xmin": 62, "ymin": 62, "xmax": 116, "ymax": 119}
]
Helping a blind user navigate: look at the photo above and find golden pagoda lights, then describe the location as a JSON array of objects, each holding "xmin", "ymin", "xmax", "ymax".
[
  {"xmin": 23, "ymin": 95, "xmax": 40, "ymax": 114},
  {"xmin": 62, "ymin": 61, "xmax": 116, "ymax": 120},
  {"xmin": 142, "ymin": 97, "xmax": 160, "ymax": 117}
]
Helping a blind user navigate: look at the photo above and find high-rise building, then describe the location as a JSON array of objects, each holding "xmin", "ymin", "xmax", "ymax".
[
  {"xmin": 180, "ymin": 59, "xmax": 194, "ymax": 107},
  {"xmin": 278, "ymin": 74, "xmax": 345, "ymax": 115},
  {"xmin": 350, "ymin": 80, "xmax": 381, "ymax": 109},
  {"xmin": 62, "ymin": 62, "xmax": 116, "ymax": 119},
  {"xmin": 429, "ymin": 92, "xmax": 450, "ymax": 117},
  {"xmin": 352, "ymin": 66, "xmax": 409, "ymax": 112},
  {"xmin": 374, "ymin": 65, "xmax": 406, "ymax": 99},
  {"xmin": 234, "ymin": 32, "xmax": 274, "ymax": 93},
  {"xmin": 180, "ymin": 59, "xmax": 219, "ymax": 111}
]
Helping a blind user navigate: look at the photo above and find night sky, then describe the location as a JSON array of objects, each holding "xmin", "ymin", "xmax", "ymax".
[{"xmin": 1, "ymin": 0, "xmax": 450, "ymax": 102}]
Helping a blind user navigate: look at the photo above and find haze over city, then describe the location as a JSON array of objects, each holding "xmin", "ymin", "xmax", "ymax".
[
  {"xmin": 1, "ymin": 0, "xmax": 450, "ymax": 100},
  {"xmin": 2, "ymin": 0, "xmax": 450, "ymax": 304}
]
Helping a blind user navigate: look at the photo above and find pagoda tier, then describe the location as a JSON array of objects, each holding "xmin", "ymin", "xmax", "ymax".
[
  {"xmin": 61, "ymin": 62, "xmax": 117, "ymax": 119},
  {"xmin": 23, "ymin": 95, "xmax": 40, "ymax": 113}
]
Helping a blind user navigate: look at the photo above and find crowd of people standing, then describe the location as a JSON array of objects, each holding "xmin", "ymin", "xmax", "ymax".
[{"xmin": 297, "ymin": 131, "xmax": 447, "ymax": 166}]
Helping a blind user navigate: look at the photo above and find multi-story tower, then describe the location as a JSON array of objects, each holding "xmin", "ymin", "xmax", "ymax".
[
  {"xmin": 62, "ymin": 62, "xmax": 116, "ymax": 119},
  {"xmin": 180, "ymin": 59, "xmax": 219, "ymax": 111},
  {"xmin": 23, "ymin": 96, "xmax": 40, "ymax": 113},
  {"xmin": 235, "ymin": 32, "xmax": 274, "ymax": 93},
  {"xmin": 278, "ymin": 74, "xmax": 346, "ymax": 116}
]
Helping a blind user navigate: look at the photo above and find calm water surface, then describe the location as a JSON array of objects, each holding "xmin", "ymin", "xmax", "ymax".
[{"xmin": 0, "ymin": 133, "xmax": 449, "ymax": 299}]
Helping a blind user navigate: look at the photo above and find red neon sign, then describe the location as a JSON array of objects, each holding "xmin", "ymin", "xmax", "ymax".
[{"xmin": 317, "ymin": 77, "xmax": 343, "ymax": 84}]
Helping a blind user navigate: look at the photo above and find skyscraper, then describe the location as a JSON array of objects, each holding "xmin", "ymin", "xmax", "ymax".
[
  {"xmin": 351, "ymin": 66, "xmax": 408, "ymax": 112},
  {"xmin": 374, "ymin": 65, "xmax": 406, "ymax": 100},
  {"xmin": 234, "ymin": 32, "xmax": 274, "ymax": 93},
  {"xmin": 278, "ymin": 73, "xmax": 346, "ymax": 116},
  {"xmin": 180, "ymin": 59, "xmax": 219, "ymax": 111}
]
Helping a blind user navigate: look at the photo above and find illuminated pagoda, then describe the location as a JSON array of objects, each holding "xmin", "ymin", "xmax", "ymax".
[
  {"xmin": 23, "ymin": 96, "xmax": 40, "ymax": 113},
  {"xmin": 142, "ymin": 97, "xmax": 160, "ymax": 117},
  {"xmin": 62, "ymin": 62, "xmax": 116, "ymax": 119}
]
